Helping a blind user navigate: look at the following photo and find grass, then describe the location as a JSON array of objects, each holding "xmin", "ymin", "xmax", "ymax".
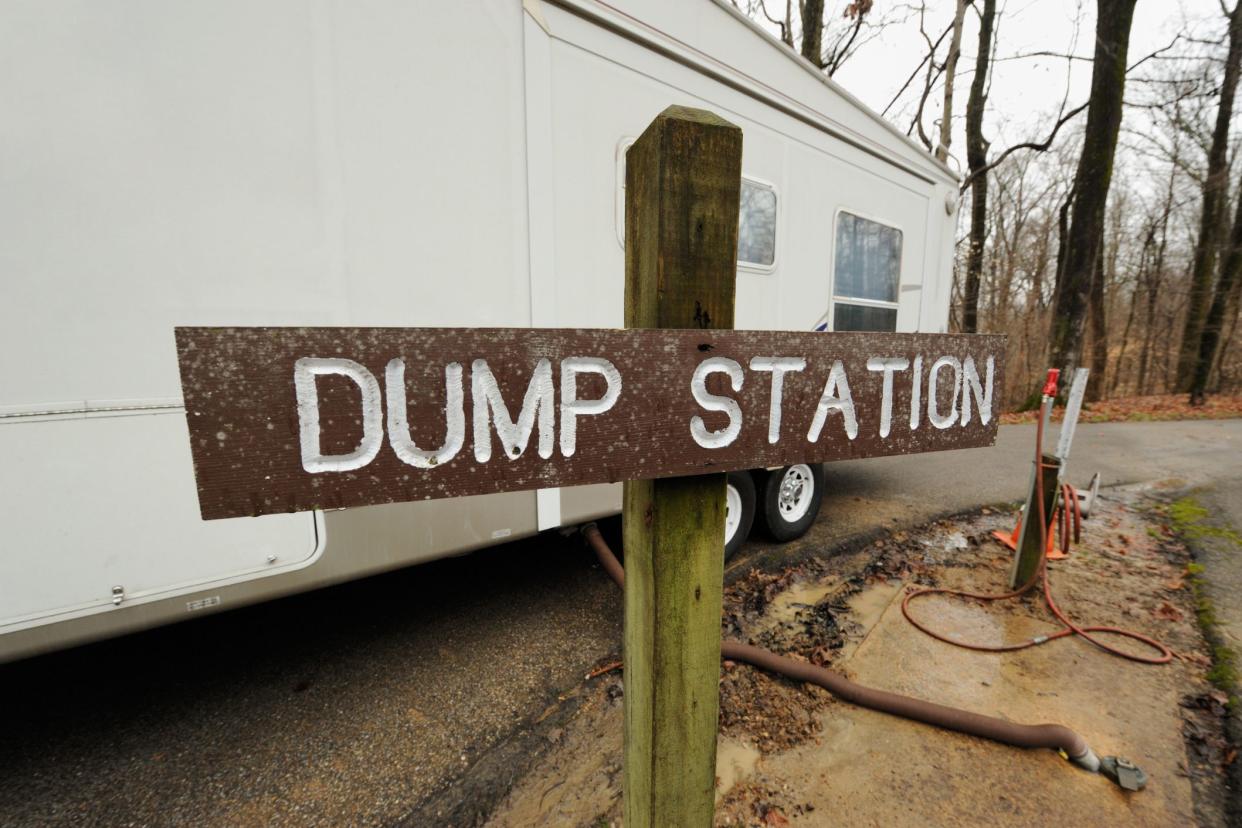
[
  {"xmin": 1169, "ymin": 498, "xmax": 1242, "ymax": 545},
  {"xmin": 1163, "ymin": 497, "xmax": 1242, "ymax": 700}
]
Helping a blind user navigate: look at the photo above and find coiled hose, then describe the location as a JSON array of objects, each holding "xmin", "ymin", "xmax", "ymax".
[{"xmin": 900, "ymin": 393, "xmax": 1172, "ymax": 665}]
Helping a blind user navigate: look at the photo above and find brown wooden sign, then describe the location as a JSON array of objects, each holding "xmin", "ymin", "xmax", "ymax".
[{"xmin": 176, "ymin": 327, "xmax": 1005, "ymax": 520}]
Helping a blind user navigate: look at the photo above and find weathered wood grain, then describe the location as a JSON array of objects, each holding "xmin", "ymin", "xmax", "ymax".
[
  {"xmin": 175, "ymin": 326, "xmax": 1006, "ymax": 521},
  {"xmin": 621, "ymin": 105, "xmax": 740, "ymax": 828}
]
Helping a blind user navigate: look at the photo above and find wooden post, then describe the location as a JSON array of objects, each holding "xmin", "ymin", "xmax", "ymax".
[
  {"xmin": 1010, "ymin": 453, "xmax": 1061, "ymax": 589},
  {"xmin": 622, "ymin": 106, "xmax": 741, "ymax": 826}
]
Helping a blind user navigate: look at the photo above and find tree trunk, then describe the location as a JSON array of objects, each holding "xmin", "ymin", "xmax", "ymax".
[
  {"xmin": 1190, "ymin": 176, "xmax": 1242, "ymax": 404},
  {"xmin": 1047, "ymin": 0, "xmax": 1138, "ymax": 383},
  {"xmin": 1139, "ymin": 153, "xmax": 1179, "ymax": 394},
  {"xmin": 1050, "ymin": 184, "xmax": 1075, "ymax": 316},
  {"xmin": 800, "ymin": 0, "xmax": 825, "ymax": 69},
  {"xmin": 1112, "ymin": 270, "xmax": 1140, "ymax": 395},
  {"xmin": 1178, "ymin": 1, "xmax": 1242, "ymax": 387},
  {"xmin": 1216, "ymin": 279, "xmax": 1242, "ymax": 390},
  {"xmin": 961, "ymin": 0, "xmax": 996, "ymax": 334},
  {"xmin": 1088, "ymin": 243, "xmax": 1108, "ymax": 400},
  {"xmin": 936, "ymin": 0, "xmax": 970, "ymax": 162}
]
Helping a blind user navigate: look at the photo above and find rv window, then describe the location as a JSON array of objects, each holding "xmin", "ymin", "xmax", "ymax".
[
  {"xmin": 738, "ymin": 179, "xmax": 776, "ymax": 267},
  {"xmin": 832, "ymin": 212, "xmax": 902, "ymax": 331},
  {"xmin": 833, "ymin": 303, "xmax": 898, "ymax": 332},
  {"xmin": 617, "ymin": 149, "xmax": 777, "ymax": 269}
]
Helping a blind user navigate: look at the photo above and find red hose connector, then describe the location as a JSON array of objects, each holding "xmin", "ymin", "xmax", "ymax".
[{"xmin": 1042, "ymin": 368, "xmax": 1061, "ymax": 398}]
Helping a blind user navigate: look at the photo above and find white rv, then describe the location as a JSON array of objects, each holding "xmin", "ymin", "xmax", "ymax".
[{"xmin": 0, "ymin": 0, "xmax": 959, "ymax": 661}]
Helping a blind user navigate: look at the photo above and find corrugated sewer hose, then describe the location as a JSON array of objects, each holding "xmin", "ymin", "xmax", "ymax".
[
  {"xmin": 580, "ymin": 382, "xmax": 1155, "ymax": 791},
  {"xmin": 582, "ymin": 525, "xmax": 1149, "ymax": 791}
]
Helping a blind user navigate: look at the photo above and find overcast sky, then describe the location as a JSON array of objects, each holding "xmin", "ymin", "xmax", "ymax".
[{"xmin": 751, "ymin": 0, "xmax": 1230, "ymax": 176}]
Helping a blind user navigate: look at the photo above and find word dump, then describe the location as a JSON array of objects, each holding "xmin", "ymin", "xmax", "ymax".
[
  {"xmin": 293, "ymin": 352, "xmax": 994, "ymax": 474},
  {"xmin": 175, "ymin": 327, "xmax": 1005, "ymax": 519},
  {"xmin": 294, "ymin": 356, "xmax": 622, "ymax": 473}
]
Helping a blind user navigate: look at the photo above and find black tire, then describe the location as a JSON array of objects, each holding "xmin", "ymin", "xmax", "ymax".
[
  {"xmin": 758, "ymin": 463, "xmax": 825, "ymax": 542},
  {"xmin": 724, "ymin": 471, "xmax": 756, "ymax": 561}
]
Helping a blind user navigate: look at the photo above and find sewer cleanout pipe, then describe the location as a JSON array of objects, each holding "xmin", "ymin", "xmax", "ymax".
[{"xmin": 582, "ymin": 524, "xmax": 1146, "ymax": 791}]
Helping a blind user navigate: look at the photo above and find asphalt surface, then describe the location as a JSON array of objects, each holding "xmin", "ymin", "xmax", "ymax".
[
  {"xmin": 1181, "ymin": 463, "xmax": 1242, "ymax": 825},
  {"xmin": 1, "ymin": 419, "xmax": 1240, "ymax": 826}
]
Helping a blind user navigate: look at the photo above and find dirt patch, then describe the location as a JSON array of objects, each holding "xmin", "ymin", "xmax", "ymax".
[{"xmin": 487, "ymin": 489, "xmax": 1231, "ymax": 827}]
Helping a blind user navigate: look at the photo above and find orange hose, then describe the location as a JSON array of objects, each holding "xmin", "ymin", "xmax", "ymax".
[{"xmin": 901, "ymin": 395, "xmax": 1172, "ymax": 665}]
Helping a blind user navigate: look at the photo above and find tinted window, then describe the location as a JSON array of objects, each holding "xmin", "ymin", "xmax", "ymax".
[
  {"xmin": 834, "ymin": 213, "xmax": 902, "ymax": 302},
  {"xmin": 832, "ymin": 212, "xmax": 902, "ymax": 332},
  {"xmin": 738, "ymin": 179, "xmax": 776, "ymax": 266},
  {"xmin": 833, "ymin": 303, "xmax": 898, "ymax": 333}
]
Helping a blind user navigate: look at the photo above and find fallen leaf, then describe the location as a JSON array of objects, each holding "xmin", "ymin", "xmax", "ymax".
[
  {"xmin": 1153, "ymin": 601, "xmax": 1184, "ymax": 622},
  {"xmin": 1165, "ymin": 578, "xmax": 1185, "ymax": 591},
  {"xmin": 763, "ymin": 807, "xmax": 790, "ymax": 826}
]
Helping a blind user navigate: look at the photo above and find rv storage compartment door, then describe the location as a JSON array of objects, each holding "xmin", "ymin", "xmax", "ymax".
[{"xmin": 0, "ymin": 411, "xmax": 320, "ymax": 632}]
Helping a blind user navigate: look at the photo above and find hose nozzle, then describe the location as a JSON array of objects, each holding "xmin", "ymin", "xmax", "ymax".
[{"xmin": 1098, "ymin": 755, "xmax": 1148, "ymax": 791}]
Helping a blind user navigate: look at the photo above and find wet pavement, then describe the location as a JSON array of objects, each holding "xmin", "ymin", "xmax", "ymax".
[
  {"xmin": 1, "ymin": 420, "xmax": 1240, "ymax": 826},
  {"xmin": 728, "ymin": 497, "xmax": 1217, "ymax": 827},
  {"xmin": 488, "ymin": 489, "xmax": 1229, "ymax": 826}
]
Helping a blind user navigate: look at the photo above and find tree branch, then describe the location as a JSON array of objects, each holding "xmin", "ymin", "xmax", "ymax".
[
  {"xmin": 1127, "ymin": 33, "xmax": 1185, "ymax": 73},
  {"xmin": 825, "ymin": 11, "xmax": 867, "ymax": 75},
  {"xmin": 954, "ymin": 33, "xmax": 1185, "ymax": 193},
  {"xmin": 884, "ymin": 8, "xmax": 953, "ymax": 116},
  {"xmin": 756, "ymin": 0, "xmax": 794, "ymax": 47},
  {"xmin": 959, "ymin": 101, "xmax": 1088, "ymax": 192}
]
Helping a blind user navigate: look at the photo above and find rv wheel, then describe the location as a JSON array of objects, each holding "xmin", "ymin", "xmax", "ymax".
[
  {"xmin": 724, "ymin": 471, "xmax": 756, "ymax": 561},
  {"xmin": 759, "ymin": 464, "xmax": 825, "ymax": 542}
]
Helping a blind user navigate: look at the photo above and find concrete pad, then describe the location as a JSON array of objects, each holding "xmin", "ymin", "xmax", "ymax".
[
  {"xmin": 754, "ymin": 522, "xmax": 1207, "ymax": 825},
  {"xmin": 759, "ymin": 590, "xmax": 1195, "ymax": 824},
  {"xmin": 488, "ymin": 490, "xmax": 1224, "ymax": 827}
]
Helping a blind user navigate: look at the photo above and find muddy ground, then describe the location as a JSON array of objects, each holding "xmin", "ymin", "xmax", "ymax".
[{"xmin": 482, "ymin": 484, "xmax": 1233, "ymax": 827}]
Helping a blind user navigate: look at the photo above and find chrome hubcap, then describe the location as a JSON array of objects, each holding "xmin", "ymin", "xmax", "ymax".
[
  {"xmin": 724, "ymin": 482, "xmax": 742, "ymax": 543},
  {"xmin": 777, "ymin": 464, "xmax": 814, "ymax": 523}
]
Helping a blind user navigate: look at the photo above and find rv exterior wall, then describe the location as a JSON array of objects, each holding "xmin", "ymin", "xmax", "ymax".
[{"xmin": 0, "ymin": 0, "xmax": 957, "ymax": 660}]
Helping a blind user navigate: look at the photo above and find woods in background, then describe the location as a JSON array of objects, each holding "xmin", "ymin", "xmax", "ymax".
[{"xmin": 741, "ymin": 0, "xmax": 1242, "ymax": 410}]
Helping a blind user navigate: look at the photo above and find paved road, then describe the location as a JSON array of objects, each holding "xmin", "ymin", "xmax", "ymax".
[
  {"xmin": 1168, "ymin": 440, "xmax": 1242, "ymax": 821},
  {"xmin": 1, "ymin": 420, "xmax": 1239, "ymax": 826}
]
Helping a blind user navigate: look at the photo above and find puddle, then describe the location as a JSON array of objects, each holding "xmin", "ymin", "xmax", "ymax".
[
  {"xmin": 748, "ymin": 578, "xmax": 841, "ymax": 639},
  {"xmin": 835, "ymin": 581, "xmax": 903, "ymax": 661},
  {"xmin": 909, "ymin": 592, "xmax": 1052, "ymax": 650},
  {"xmin": 847, "ymin": 581, "xmax": 901, "ymax": 627},
  {"xmin": 714, "ymin": 737, "xmax": 760, "ymax": 802},
  {"xmin": 774, "ymin": 580, "xmax": 837, "ymax": 615},
  {"xmin": 919, "ymin": 530, "xmax": 971, "ymax": 563}
]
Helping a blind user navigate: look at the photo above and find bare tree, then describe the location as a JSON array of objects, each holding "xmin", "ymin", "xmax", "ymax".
[
  {"xmin": 1087, "ymin": 232, "xmax": 1108, "ymax": 397},
  {"xmin": 936, "ymin": 0, "xmax": 971, "ymax": 161},
  {"xmin": 961, "ymin": 0, "xmax": 997, "ymax": 333},
  {"xmin": 749, "ymin": 0, "xmax": 902, "ymax": 78},
  {"xmin": 1191, "ymin": 173, "xmax": 1242, "ymax": 403},
  {"xmin": 753, "ymin": 0, "xmax": 795, "ymax": 48},
  {"xmin": 801, "ymin": 0, "xmax": 827, "ymax": 67},
  {"xmin": 1048, "ymin": 0, "xmax": 1139, "ymax": 382},
  {"xmin": 1184, "ymin": 0, "xmax": 1242, "ymax": 394}
]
